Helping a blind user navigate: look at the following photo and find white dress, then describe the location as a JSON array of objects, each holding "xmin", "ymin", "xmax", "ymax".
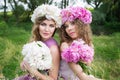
[{"xmin": 59, "ymin": 59, "xmax": 80, "ymax": 80}]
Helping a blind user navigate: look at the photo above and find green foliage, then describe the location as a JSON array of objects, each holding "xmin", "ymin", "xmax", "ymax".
[
  {"xmin": 54, "ymin": 31, "xmax": 60, "ymax": 45},
  {"xmin": 92, "ymin": 10, "xmax": 106, "ymax": 25},
  {"xmin": 19, "ymin": 10, "xmax": 31, "ymax": 22},
  {"xmin": 86, "ymin": 0, "xmax": 120, "ymax": 22},
  {"xmin": 0, "ymin": 21, "xmax": 8, "ymax": 35},
  {"xmin": 12, "ymin": 4, "xmax": 24, "ymax": 14},
  {"xmin": 13, "ymin": 4, "xmax": 27, "ymax": 22},
  {"xmin": 104, "ymin": 22, "xmax": 120, "ymax": 34},
  {"xmin": 91, "ymin": 22, "xmax": 120, "ymax": 35},
  {"xmin": 91, "ymin": 25, "xmax": 105, "ymax": 35}
]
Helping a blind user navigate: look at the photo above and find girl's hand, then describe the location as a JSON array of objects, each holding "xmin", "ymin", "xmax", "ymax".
[
  {"xmin": 20, "ymin": 60, "xmax": 33, "ymax": 73},
  {"xmin": 20, "ymin": 61, "xmax": 26, "ymax": 71},
  {"xmin": 22, "ymin": 61, "xmax": 31, "ymax": 72},
  {"xmin": 22, "ymin": 61, "xmax": 37, "ymax": 77}
]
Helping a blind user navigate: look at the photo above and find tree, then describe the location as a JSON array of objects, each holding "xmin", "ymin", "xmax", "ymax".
[
  {"xmin": 85, "ymin": 0, "xmax": 103, "ymax": 9},
  {"xmin": 61, "ymin": 0, "xmax": 69, "ymax": 9},
  {"xmin": 4, "ymin": 0, "xmax": 7, "ymax": 21},
  {"xmin": 1, "ymin": 0, "xmax": 8, "ymax": 22},
  {"xmin": 85, "ymin": 0, "xmax": 120, "ymax": 22},
  {"xmin": 18, "ymin": 0, "xmax": 54, "ymax": 22},
  {"xmin": 104, "ymin": 0, "xmax": 120, "ymax": 22}
]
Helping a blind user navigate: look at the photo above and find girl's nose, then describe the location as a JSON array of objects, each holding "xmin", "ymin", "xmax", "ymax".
[
  {"xmin": 68, "ymin": 24, "xmax": 73, "ymax": 30},
  {"xmin": 45, "ymin": 26, "xmax": 50, "ymax": 31}
]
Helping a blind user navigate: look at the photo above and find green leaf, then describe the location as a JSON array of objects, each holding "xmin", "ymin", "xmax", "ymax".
[{"xmin": 37, "ymin": 43, "xmax": 42, "ymax": 47}]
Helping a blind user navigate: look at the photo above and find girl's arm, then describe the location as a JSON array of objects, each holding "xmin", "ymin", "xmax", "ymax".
[
  {"xmin": 60, "ymin": 42, "xmax": 100, "ymax": 80},
  {"xmin": 23, "ymin": 45, "xmax": 60, "ymax": 80},
  {"xmin": 68, "ymin": 62, "xmax": 88, "ymax": 80},
  {"xmin": 68, "ymin": 63, "xmax": 102, "ymax": 80},
  {"xmin": 49, "ymin": 45, "xmax": 60, "ymax": 79},
  {"xmin": 60, "ymin": 42, "xmax": 86, "ymax": 79}
]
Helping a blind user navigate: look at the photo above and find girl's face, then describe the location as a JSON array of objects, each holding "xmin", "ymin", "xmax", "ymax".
[
  {"xmin": 39, "ymin": 19, "xmax": 56, "ymax": 41},
  {"xmin": 64, "ymin": 21, "xmax": 78, "ymax": 39}
]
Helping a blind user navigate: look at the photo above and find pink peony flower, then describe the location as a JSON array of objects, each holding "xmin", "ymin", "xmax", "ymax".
[
  {"xmin": 62, "ymin": 48, "xmax": 80, "ymax": 63},
  {"xmin": 61, "ymin": 39, "xmax": 94, "ymax": 64},
  {"xmin": 61, "ymin": 6, "xmax": 92, "ymax": 24}
]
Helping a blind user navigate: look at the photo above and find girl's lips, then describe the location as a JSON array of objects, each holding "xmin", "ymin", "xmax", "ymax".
[
  {"xmin": 69, "ymin": 32, "xmax": 75, "ymax": 36},
  {"xmin": 43, "ymin": 33, "xmax": 49, "ymax": 35}
]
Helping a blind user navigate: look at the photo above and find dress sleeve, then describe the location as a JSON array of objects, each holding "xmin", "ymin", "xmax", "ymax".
[{"xmin": 45, "ymin": 38, "xmax": 58, "ymax": 48}]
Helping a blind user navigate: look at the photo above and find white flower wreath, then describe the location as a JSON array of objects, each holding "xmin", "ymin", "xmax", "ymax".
[{"xmin": 31, "ymin": 4, "xmax": 62, "ymax": 28}]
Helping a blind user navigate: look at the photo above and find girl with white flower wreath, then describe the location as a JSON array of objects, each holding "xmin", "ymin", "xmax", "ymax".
[
  {"xmin": 58, "ymin": 6, "xmax": 103, "ymax": 80},
  {"xmin": 14, "ymin": 4, "xmax": 61, "ymax": 80}
]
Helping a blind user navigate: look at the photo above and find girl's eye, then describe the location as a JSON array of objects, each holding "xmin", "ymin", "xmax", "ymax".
[
  {"xmin": 71, "ymin": 21, "xmax": 75, "ymax": 25},
  {"xmin": 64, "ymin": 25, "xmax": 68, "ymax": 28},
  {"xmin": 40, "ymin": 23, "xmax": 46, "ymax": 26},
  {"xmin": 50, "ymin": 24, "xmax": 55, "ymax": 28}
]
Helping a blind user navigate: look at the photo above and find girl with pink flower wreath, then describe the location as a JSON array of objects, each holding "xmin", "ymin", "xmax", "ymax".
[{"xmin": 58, "ymin": 6, "xmax": 102, "ymax": 80}]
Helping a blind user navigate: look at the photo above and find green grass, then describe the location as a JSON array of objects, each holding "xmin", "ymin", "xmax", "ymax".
[
  {"xmin": 0, "ymin": 21, "xmax": 31, "ymax": 79},
  {"xmin": 0, "ymin": 21, "xmax": 120, "ymax": 80},
  {"xmin": 91, "ymin": 33, "xmax": 120, "ymax": 80}
]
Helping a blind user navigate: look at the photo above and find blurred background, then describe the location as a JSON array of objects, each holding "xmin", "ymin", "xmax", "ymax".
[{"xmin": 0, "ymin": 0, "xmax": 120, "ymax": 80}]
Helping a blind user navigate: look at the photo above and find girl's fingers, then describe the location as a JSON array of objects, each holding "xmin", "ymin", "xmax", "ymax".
[
  {"xmin": 20, "ymin": 61, "xmax": 26, "ymax": 71},
  {"xmin": 23, "ymin": 61, "xmax": 32, "ymax": 72}
]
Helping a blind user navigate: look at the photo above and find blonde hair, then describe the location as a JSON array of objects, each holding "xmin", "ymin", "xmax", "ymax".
[
  {"xmin": 59, "ymin": 19, "xmax": 93, "ymax": 46},
  {"xmin": 30, "ymin": 16, "xmax": 56, "ymax": 42}
]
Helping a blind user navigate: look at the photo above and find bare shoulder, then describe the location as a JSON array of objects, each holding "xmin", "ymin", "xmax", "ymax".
[
  {"xmin": 49, "ymin": 45, "xmax": 59, "ymax": 55},
  {"xmin": 61, "ymin": 42, "xmax": 69, "ymax": 46},
  {"xmin": 60, "ymin": 42, "xmax": 69, "ymax": 52}
]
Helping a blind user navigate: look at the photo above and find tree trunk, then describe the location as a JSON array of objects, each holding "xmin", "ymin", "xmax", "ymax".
[{"xmin": 3, "ymin": 0, "xmax": 7, "ymax": 21}]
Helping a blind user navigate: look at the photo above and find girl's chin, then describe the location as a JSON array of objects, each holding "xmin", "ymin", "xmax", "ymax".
[
  {"xmin": 42, "ymin": 37, "xmax": 51, "ymax": 41},
  {"xmin": 70, "ymin": 36, "xmax": 78, "ymax": 39}
]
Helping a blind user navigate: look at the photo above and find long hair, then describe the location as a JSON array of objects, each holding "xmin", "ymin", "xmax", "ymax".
[
  {"xmin": 30, "ymin": 16, "xmax": 56, "ymax": 42},
  {"xmin": 59, "ymin": 19, "xmax": 93, "ymax": 46}
]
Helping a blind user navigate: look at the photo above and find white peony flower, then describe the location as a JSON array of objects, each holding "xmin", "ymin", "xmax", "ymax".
[
  {"xmin": 22, "ymin": 41, "xmax": 52, "ymax": 70},
  {"xmin": 31, "ymin": 4, "xmax": 62, "ymax": 28}
]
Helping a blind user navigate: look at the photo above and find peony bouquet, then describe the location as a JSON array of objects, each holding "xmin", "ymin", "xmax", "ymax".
[
  {"xmin": 22, "ymin": 41, "xmax": 52, "ymax": 71},
  {"xmin": 61, "ymin": 39, "xmax": 94, "ymax": 64}
]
